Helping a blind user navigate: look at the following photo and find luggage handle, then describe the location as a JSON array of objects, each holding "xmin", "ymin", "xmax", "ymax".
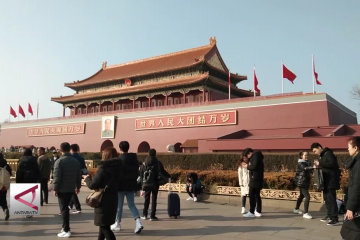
[{"xmin": 168, "ymin": 178, "xmax": 171, "ymax": 193}]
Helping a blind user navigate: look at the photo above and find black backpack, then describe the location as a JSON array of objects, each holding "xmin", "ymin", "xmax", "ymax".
[{"xmin": 142, "ymin": 164, "xmax": 156, "ymax": 191}]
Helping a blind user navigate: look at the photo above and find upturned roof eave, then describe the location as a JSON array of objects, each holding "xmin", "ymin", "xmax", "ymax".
[{"xmin": 51, "ymin": 73, "xmax": 210, "ymax": 104}]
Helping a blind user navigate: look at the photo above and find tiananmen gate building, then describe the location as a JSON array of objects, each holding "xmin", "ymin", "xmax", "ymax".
[{"xmin": 1, "ymin": 37, "xmax": 358, "ymax": 153}]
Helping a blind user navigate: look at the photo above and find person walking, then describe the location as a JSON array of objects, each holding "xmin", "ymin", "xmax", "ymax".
[
  {"xmin": 53, "ymin": 142, "xmax": 82, "ymax": 238},
  {"xmin": 243, "ymin": 148, "xmax": 264, "ymax": 218},
  {"xmin": 311, "ymin": 142, "xmax": 340, "ymax": 226},
  {"xmin": 37, "ymin": 147, "xmax": 52, "ymax": 206},
  {"xmin": 0, "ymin": 153, "xmax": 11, "ymax": 220},
  {"xmin": 141, "ymin": 148, "xmax": 170, "ymax": 221},
  {"xmin": 16, "ymin": 148, "xmax": 41, "ymax": 218},
  {"xmin": 238, "ymin": 153, "xmax": 250, "ymax": 214},
  {"xmin": 340, "ymin": 137, "xmax": 360, "ymax": 240},
  {"xmin": 111, "ymin": 141, "xmax": 143, "ymax": 233},
  {"xmin": 85, "ymin": 147, "xmax": 122, "ymax": 240},
  {"xmin": 293, "ymin": 150, "xmax": 313, "ymax": 219},
  {"xmin": 69, "ymin": 144, "xmax": 85, "ymax": 214}
]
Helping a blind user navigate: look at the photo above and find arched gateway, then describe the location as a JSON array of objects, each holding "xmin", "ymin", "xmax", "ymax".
[
  {"xmin": 138, "ymin": 141, "xmax": 150, "ymax": 153},
  {"xmin": 100, "ymin": 140, "xmax": 114, "ymax": 152},
  {"xmin": 174, "ymin": 142, "xmax": 182, "ymax": 152}
]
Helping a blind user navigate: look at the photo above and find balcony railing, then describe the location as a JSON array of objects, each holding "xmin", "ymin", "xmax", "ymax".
[{"xmin": 5, "ymin": 92, "xmax": 305, "ymax": 125}]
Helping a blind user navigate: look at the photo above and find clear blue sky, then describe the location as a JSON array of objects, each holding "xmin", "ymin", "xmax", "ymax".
[{"xmin": 1, "ymin": 0, "xmax": 359, "ymax": 122}]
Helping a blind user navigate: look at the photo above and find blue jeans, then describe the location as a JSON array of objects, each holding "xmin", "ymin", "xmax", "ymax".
[{"xmin": 115, "ymin": 191, "xmax": 140, "ymax": 223}]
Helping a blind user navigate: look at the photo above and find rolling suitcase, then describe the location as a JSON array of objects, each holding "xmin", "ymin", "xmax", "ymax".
[{"xmin": 167, "ymin": 179, "xmax": 180, "ymax": 219}]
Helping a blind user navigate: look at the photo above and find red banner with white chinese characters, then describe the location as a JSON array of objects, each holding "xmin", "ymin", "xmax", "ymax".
[
  {"xmin": 135, "ymin": 110, "xmax": 236, "ymax": 130},
  {"xmin": 27, "ymin": 123, "xmax": 85, "ymax": 137}
]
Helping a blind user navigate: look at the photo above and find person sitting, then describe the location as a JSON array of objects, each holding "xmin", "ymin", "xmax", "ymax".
[{"xmin": 186, "ymin": 172, "xmax": 202, "ymax": 202}]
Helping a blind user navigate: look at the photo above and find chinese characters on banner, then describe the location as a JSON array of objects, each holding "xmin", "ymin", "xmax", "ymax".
[
  {"xmin": 135, "ymin": 110, "xmax": 236, "ymax": 130},
  {"xmin": 27, "ymin": 123, "xmax": 85, "ymax": 137}
]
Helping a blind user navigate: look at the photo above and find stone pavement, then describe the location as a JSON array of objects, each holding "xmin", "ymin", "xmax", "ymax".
[{"xmin": 0, "ymin": 189, "xmax": 343, "ymax": 240}]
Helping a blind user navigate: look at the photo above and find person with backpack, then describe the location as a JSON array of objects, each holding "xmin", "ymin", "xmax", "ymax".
[
  {"xmin": 0, "ymin": 153, "xmax": 11, "ymax": 220},
  {"xmin": 141, "ymin": 149, "xmax": 170, "ymax": 221}
]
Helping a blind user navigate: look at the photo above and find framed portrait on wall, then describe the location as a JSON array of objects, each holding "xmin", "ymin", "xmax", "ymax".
[{"xmin": 101, "ymin": 116, "xmax": 115, "ymax": 139}]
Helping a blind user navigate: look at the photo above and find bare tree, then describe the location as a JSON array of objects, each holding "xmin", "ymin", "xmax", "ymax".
[{"xmin": 350, "ymin": 85, "xmax": 360, "ymax": 100}]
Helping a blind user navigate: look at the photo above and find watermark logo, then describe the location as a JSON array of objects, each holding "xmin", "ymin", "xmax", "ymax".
[{"xmin": 10, "ymin": 183, "xmax": 40, "ymax": 216}]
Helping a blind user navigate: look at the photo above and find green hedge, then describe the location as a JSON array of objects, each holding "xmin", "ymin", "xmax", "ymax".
[{"xmin": 4, "ymin": 151, "xmax": 350, "ymax": 172}]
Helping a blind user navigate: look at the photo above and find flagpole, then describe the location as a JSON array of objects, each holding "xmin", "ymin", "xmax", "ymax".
[
  {"xmin": 281, "ymin": 60, "xmax": 284, "ymax": 94},
  {"xmin": 254, "ymin": 65, "xmax": 256, "ymax": 98},
  {"xmin": 312, "ymin": 55, "xmax": 315, "ymax": 94},
  {"xmin": 37, "ymin": 100, "xmax": 39, "ymax": 121},
  {"xmin": 9, "ymin": 106, "xmax": 10, "ymax": 123},
  {"xmin": 228, "ymin": 69, "xmax": 231, "ymax": 100},
  {"xmin": 18, "ymin": 103, "xmax": 19, "ymax": 122}
]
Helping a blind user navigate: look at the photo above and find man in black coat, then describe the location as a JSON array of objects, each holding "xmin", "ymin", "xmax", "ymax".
[
  {"xmin": 111, "ymin": 141, "xmax": 143, "ymax": 234},
  {"xmin": 311, "ymin": 142, "xmax": 340, "ymax": 226},
  {"xmin": 243, "ymin": 148, "xmax": 264, "ymax": 218}
]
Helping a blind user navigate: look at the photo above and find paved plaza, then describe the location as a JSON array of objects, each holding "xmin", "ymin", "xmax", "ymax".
[{"xmin": 0, "ymin": 189, "xmax": 343, "ymax": 240}]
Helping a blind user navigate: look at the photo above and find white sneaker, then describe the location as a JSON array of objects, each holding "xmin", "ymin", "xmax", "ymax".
[
  {"xmin": 57, "ymin": 231, "xmax": 71, "ymax": 238},
  {"xmin": 193, "ymin": 197, "xmax": 198, "ymax": 202},
  {"xmin": 293, "ymin": 209, "xmax": 303, "ymax": 214},
  {"xmin": 243, "ymin": 212, "xmax": 255, "ymax": 218},
  {"xmin": 111, "ymin": 222, "xmax": 121, "ymax": 231},
  {"xmin": 241, "ymin": 207, "xmax": 246, "ymax": 214},
  {"xmin": 134, "ymin": 220, "xmax": 143, "ymax": 234},
  {"xmin": 255, "ymin": 211, "xmax": 262, "ymax": 217},
  {"xmin": 186, "ymin": 197, "xmax": 193, "ymax": 201},
  {"xmin": 303, "ymin": 213, "xmax": 313, "ymax": 219}
]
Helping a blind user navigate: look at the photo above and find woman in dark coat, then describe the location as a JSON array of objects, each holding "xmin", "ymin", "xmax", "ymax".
[
  {"xmin": 293, "ymin": 150, "xmax": 313, "ymax": 219},
  {"xmin": 16, "ymin": 148, "xmax": 40, "ymax": 184},
  {"xmin": 16, "ymin": 148, "xmax": 40, "ymax": 218},
  {"xmin": 341, "ymin": 137, "xmax": 360, "ymax": 240},
  {"xmin": 84, "ymin": 147, "xmax": 121, "ymax": 240}
]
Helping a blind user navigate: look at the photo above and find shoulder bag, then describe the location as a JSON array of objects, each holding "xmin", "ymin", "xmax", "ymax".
[{"xmin": 86, "ymin": 175, "xmax": 114, "ymax": 208}]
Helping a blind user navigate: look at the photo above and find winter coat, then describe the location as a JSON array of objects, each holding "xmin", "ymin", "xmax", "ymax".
[
  {"xmin": 238, "ymin": 165, "xmax": 250, "ymax": 196},
  {"xmin": 294, "ymin": 159, "xmax": 313, "ymax": 188},
  {"xmin": 187, "ymin": 172, "xmax": 201, "ymax": 189},
  {"xmin": 16, "ymin": 156, "xmax": 41, "ymax": 183},
  {"xmin": 318, "ymin": 147, "xmax": 340, "ymax": 190},
  {"xmin": 53, "ymin": 153, "xmax": 82, "ymax": 193},
  {"xmin": 85, "ymin": 159, "xmax": 122, "ymax": 226},
  {"xmin": 117, "ymin": 153, "xmax": 139, "ymax": 192},
  {"xmin": 38, "ymin": 155, "xmax": 52, "ymax": 179},
  {"xmin": 141, "ymin": 156, "xmax": 171, "ymax": 190},
  {"xmin": 247, "ymin": 151, "xmax": 264, "ymax": 189}
]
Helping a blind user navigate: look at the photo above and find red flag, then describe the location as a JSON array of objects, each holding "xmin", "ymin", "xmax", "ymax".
[
  {"xmin": 253, "ymin": 67, "xmax": 260, "ymax": 94},
  {"xmin": 19, "ymin": 105, "xmax": 25, "ymax": 118},
  {"xmin": 313, "ymin": 59, "xmax": 322, "ymax": 85},
  {"xmin": 28, "ymin": 103, "xmax": 33, "ymax": 115},
  {"xmin": 10, "ymin": 106, "xmax": 17, "ymax": 118},
  {"xmin": 282, "ymin": 64, "xmax": 297, "ymax": 83}
]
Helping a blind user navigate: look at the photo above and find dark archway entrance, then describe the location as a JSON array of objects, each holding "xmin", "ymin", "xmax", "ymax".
[
  {"xmin": 138, "ymin": 141, "xmax": 150, "ymax": 153},
  {"xmin": 174, "ymin": 142, "xmax": 182, "ymax": 153},
  {"xmin": 100, "ymin": 140, "xmax": 114, "ymax": 152}
]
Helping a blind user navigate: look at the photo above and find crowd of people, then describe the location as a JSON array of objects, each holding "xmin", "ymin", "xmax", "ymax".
[
  {"xmin": 236, "ymin": 139, "xmax": 360, "ymax": 239},
  {"xmin": 0, "ymin": 137, "xmax": 359, "ymax": 239}
]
